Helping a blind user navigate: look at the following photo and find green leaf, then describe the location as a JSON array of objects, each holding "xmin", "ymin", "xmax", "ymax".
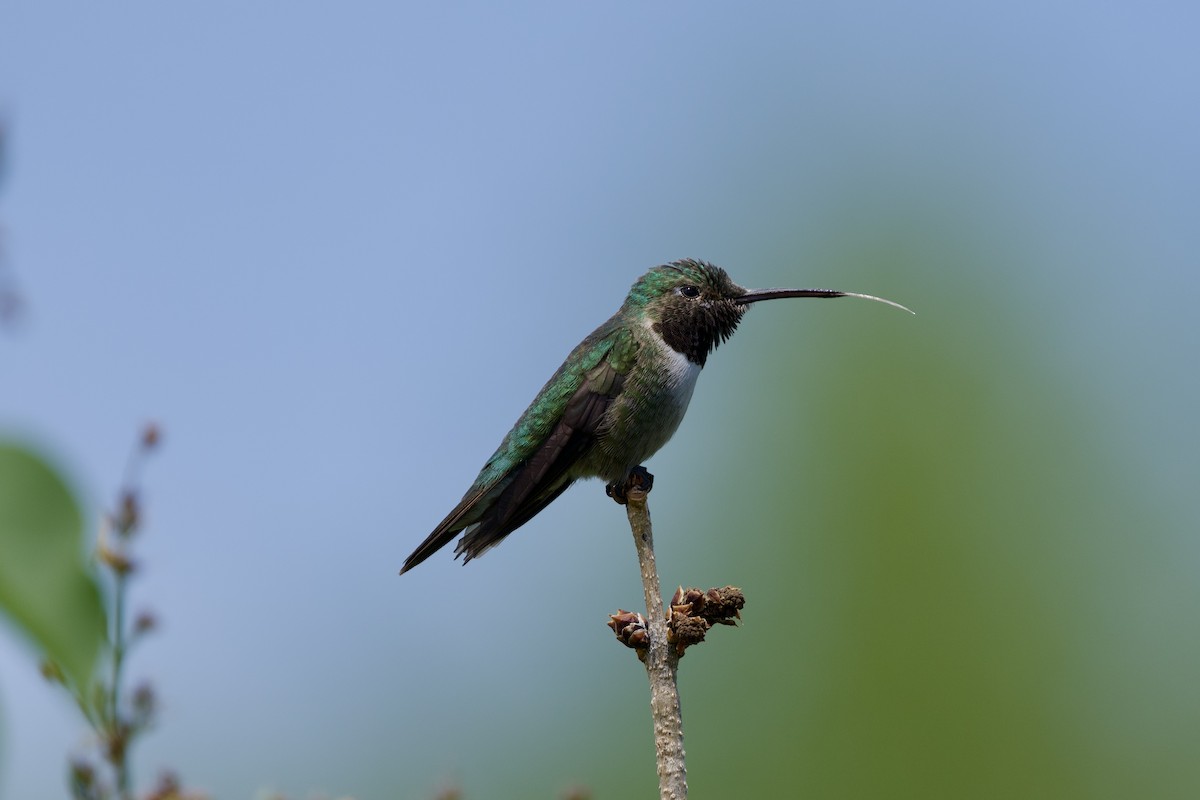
[{"xmin": 0, "ymin": 442, "xmax": 106, "ymax": 689}]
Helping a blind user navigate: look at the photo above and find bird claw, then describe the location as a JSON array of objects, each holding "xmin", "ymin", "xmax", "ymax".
[{"xmin": 606, "ymin": 466, "xmax": 654, "ymax": 505}]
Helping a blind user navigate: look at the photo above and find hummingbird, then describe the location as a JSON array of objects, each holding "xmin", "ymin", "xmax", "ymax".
[{"xmin": 400, "ymin": 258, "xmax": 911, "ymax": 574}]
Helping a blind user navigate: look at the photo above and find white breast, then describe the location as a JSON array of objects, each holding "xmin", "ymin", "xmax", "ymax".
[{"xmin": 646, "ymin": 319, "xmax": 702, "ymax": 409}]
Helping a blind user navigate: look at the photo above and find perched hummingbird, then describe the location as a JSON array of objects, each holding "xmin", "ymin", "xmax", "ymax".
[{"xmin": 400, "ymin": 258, "xmax": 910, "ymax": 574}]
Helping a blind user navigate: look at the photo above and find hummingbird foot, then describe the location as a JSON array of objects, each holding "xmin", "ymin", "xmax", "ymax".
[{"xmin": 605, "ymin": 465, "xmax": 655, "ymax": 505}]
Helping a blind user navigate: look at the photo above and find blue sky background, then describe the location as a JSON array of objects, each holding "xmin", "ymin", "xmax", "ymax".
[{"xmin": 2, "ymin": 2, "xmax": 1198, "ymax": 798}]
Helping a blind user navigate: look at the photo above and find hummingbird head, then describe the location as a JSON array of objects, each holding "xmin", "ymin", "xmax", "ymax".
[
  {"xmin": 627, "ymin": 258, "xmax": 915, "ymax": 367},
  {"xmin": 626, "ymin": 258, "xmax": 750, "ymax": 367}
]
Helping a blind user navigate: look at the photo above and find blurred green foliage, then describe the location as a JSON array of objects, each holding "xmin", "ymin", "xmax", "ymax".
[{"xmin": 0, "ymin": 443, "xmax": 105, "ymax": 692}]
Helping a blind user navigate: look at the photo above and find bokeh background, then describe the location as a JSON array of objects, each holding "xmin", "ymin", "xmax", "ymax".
[{"xmin": 3, "ymin": 2, "xmax": 1198, "ymax": 798}]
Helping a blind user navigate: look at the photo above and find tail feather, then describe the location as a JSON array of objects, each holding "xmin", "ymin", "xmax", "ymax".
[
  {"xmin": 401, "ymin": 475, "xmax": 578, "ymax": 573},
  {"xmin": 401, "ymin": 340, "xmax": 622, "ymax": 574},
  {"xmin": 399, "ymin": 523, "xmax": 468, "ymax": 574},
  {"xmin": 454, "ymin": 478, "xmax": 574, "ymax": 563}
]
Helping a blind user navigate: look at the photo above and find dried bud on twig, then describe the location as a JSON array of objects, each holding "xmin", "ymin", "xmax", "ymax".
[
  {"xmin": 666, "ymin": 609, "xmax": 708, "ymax": 656},
  {"xmin": 669, "ymin": 586, "xmax": 704, "ymax": 611},
  {"xmin": 607, "ymin": 609, "xmax": 650, "ymax": 657},
  {"xmin": 661, "ymin": 585, "xmax": 747, "ymax": 656},
  {"xmin": 698, "ymin": 586, "xmax": 745, "ymax": 626}
]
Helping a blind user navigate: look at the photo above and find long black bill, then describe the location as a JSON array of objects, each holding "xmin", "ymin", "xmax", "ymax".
[{"xmin": 735, "ymin": 287, "xmax": 914, "ymax": 315}]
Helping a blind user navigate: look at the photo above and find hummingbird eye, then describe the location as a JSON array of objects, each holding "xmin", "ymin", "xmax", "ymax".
[{"xmin": 679, "ymin": 285, "xmax": 701, "ymax": 299}]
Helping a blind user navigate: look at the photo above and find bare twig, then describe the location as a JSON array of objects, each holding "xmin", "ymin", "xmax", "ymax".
[{"xmin": 623, "ymin": 487, "xmax": 687, "ymax": 800}]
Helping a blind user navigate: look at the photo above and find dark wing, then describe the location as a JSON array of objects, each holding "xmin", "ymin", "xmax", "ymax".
[{"xmin": 399, "ymin": 354, "xmax": 626, "ymax": 573}]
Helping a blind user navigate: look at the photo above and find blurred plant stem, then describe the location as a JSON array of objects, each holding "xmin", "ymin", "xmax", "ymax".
[
  {"xmin": 42, "ymin": 424, "xmax": 173, "ymax": 800},
  {"xmin": 108, "ymin": 545, "xmax": 133, "ymax": 798},
  {"xmin": 96, "ymin": 426, "xmax": 160, "ymax": 799},
  {"xmin": 624, "ymin": 488, "xmax": 687, "ymax": 800}
]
